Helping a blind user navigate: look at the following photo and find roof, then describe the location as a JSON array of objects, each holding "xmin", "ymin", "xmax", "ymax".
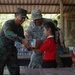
[{"xmin": 0, "ymin": 0, "xmax": 75, "ymax": 14}]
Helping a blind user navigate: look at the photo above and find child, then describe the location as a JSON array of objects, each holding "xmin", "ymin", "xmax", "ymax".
[
  {"xmin": 72, "ymin": 37, "xmax": 75, "ymax": 67},
  {"xmin": 40, "ymin": 22, "xmax": 57, "ymax": 68}
]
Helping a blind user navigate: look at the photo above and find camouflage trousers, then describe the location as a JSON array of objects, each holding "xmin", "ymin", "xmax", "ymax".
[
  {"xmin": 0, "ymin": 47, "xmax": 20, "ymax": 75},
  {"xmin": 28, "ymin": 51, "xmax": 43, "ymax": 69}
]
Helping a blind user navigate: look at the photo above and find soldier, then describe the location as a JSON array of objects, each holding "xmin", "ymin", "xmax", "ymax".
[
  {"xmin": 26, "ymin": 9, "xmax": 54, "ymax": 68},
  {"xmin": 0, "ymin": 8, "xmax": 31, "ymax": 75},
  {"xmin": 53, "ymin": 20, "xmax": 63, "ymax": 67}
]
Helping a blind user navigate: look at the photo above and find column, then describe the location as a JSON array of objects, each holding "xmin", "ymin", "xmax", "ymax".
[{"xmin": 59, "ymin": 0, "xmax": 64, "ymax": 46}]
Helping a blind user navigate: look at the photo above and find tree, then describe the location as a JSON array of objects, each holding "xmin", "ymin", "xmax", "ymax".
[{"xmin": 0, "ymin": 14, "xmax": 14, "ymax": 29}]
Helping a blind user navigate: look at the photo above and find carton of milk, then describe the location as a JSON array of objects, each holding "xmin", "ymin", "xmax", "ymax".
[{"xmin": 29, "ymin": 39, "xmax": 36, "ymax": 47}]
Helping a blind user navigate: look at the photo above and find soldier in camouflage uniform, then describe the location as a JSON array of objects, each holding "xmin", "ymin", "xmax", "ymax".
[
  {"xmin": 26, "ymin": 9, "xmax": 53, "ymax": 68},
  {"xmin": 0, "ymin": 8, "xmax": 31, "ymax": 75},
  {"xmin": 53, "ymin": 20, "xmax": 63, "ymax": 67}
]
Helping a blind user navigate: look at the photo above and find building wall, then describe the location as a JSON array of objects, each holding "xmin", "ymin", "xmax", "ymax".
[{"xmin": 64, "ymin": 13, "xmax": 75, "ymax": 47}]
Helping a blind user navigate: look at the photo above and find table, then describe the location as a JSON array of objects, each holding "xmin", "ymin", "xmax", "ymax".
[
  {"xmin": 18, "ymin": 55, "xmax": 30, "ymax": 66},
  {"xmin": 18, "ymin": 55, "xmax": 30, "ymax": 59},
  {"xmin": 59, "ymin": 51, "xmax": 72, "ymax": 58},
  {"xmin": 59, "ymin": 52, "xmax": 72, "ymax": 67},
  {"xmin": 18, "ymin": 51, "xmax": 72, "ymax": 60},
  {"xmin": 18, "ymin": 52, "xmax": 72, "ymax": 66}
]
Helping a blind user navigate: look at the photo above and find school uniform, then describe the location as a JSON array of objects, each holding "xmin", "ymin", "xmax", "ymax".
[{"xmin": 40, "ymin": 35, "xmax": 57, "ymax": 68}]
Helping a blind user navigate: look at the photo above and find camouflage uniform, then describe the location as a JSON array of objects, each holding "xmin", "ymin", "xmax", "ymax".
[
  {"xmin": 0, "ymin": 19, "xmax": 25, "ymax": 75},
  {"xmin": 26, "ymin": 18, "xmax": 52, "ymax": 68}
]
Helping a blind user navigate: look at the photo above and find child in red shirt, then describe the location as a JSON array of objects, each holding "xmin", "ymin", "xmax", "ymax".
[{"xmin": 40, "ymin": 22, "xmax": 57, "ymax": 68}]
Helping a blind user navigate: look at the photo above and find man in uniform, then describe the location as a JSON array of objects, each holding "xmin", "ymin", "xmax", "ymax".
[
  {"xmin": 0, "ymin": 8, "xmax": 31, "ymax": 75},
  {"xmin": 26, "ymin": 9, "xmax": 53, "ymax": 68},
  {"xmin": 53, "ymin": 20, "xmax": 63, "ymax": 67}
]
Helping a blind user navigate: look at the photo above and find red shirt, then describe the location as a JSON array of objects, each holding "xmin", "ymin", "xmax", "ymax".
[{"xmin": 40, "ymin": 36, "xmax": 56, "ymax": 61}]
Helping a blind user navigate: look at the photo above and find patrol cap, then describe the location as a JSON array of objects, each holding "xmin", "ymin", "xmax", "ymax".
[
  {"xmin": 31, "ymin": 9, "xmax": 42, "ymax": 20},
  {"xmin": 16, "ymin": 8, "xmax": 28, "ymax": 19}
]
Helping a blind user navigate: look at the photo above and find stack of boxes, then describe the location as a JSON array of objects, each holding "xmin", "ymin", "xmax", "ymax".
[{"xmin": 15, "ymin": 41, "xmax": 33, "ymax": 56}]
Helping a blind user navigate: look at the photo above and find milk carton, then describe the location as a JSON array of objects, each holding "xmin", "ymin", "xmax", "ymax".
[{"xmin": 29, "ymin": 39, "xmax": 36, "ymax": 47}]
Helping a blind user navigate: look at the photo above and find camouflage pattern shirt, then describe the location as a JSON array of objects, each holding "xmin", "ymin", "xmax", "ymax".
[{"xmin": 0, "ymin": 19, "xmax": 25, "ymax": 55}]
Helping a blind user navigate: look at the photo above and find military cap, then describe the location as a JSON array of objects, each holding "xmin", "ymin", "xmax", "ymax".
[
  {"xmin": 31, "ymin": 9, "xmax": 42, "ymax": 20},
  {"xmin": 17, "ymin": 8, "xmax": 28, "ymax": 19}
]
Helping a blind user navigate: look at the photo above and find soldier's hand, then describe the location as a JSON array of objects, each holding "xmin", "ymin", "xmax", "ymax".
[{"xmin": 22, "ymin": 38, "xmax": 32, "ymax": 50}]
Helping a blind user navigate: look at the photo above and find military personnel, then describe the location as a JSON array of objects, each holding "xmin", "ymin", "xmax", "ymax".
[
  {"xmin": 26, "ymin": 9, "xmax": 53, "ymax": 68},
  {"xmin": 53, "ymin": 20, "xmax": 63, "ymax": 67},
  {"xmin": 0, "ymin": 8, "xmax": 31, "ymax": 75}
]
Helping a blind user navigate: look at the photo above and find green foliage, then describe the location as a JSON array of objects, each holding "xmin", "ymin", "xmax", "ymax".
[
  {"xmin": 0, "ymin": 21, "xmax": 3, "ymax": 29},
  {"xmin": 22, "ymin": 18, "xmax": 32, "ymax": 32},
  {"xmin": 0, "ymin": 14, "xmax": 14, "ymax": 29},
  {"xmin": 0, "ymin": 14, "xmax": 60, "ymax": 30}
]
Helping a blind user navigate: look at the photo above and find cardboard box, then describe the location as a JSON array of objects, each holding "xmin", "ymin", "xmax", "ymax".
[{"xmin": 30, "ymin": 39, "xmax": 43, "ymax": 48}]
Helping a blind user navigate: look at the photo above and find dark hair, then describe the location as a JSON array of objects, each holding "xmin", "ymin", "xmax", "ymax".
[
  {"xmin": 53, "ymin": 20, "xmax": 58, "ymax": 25},
  {"xmin": 44, "ymin": 22, "xmax": 56, "ymax": 42}
]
